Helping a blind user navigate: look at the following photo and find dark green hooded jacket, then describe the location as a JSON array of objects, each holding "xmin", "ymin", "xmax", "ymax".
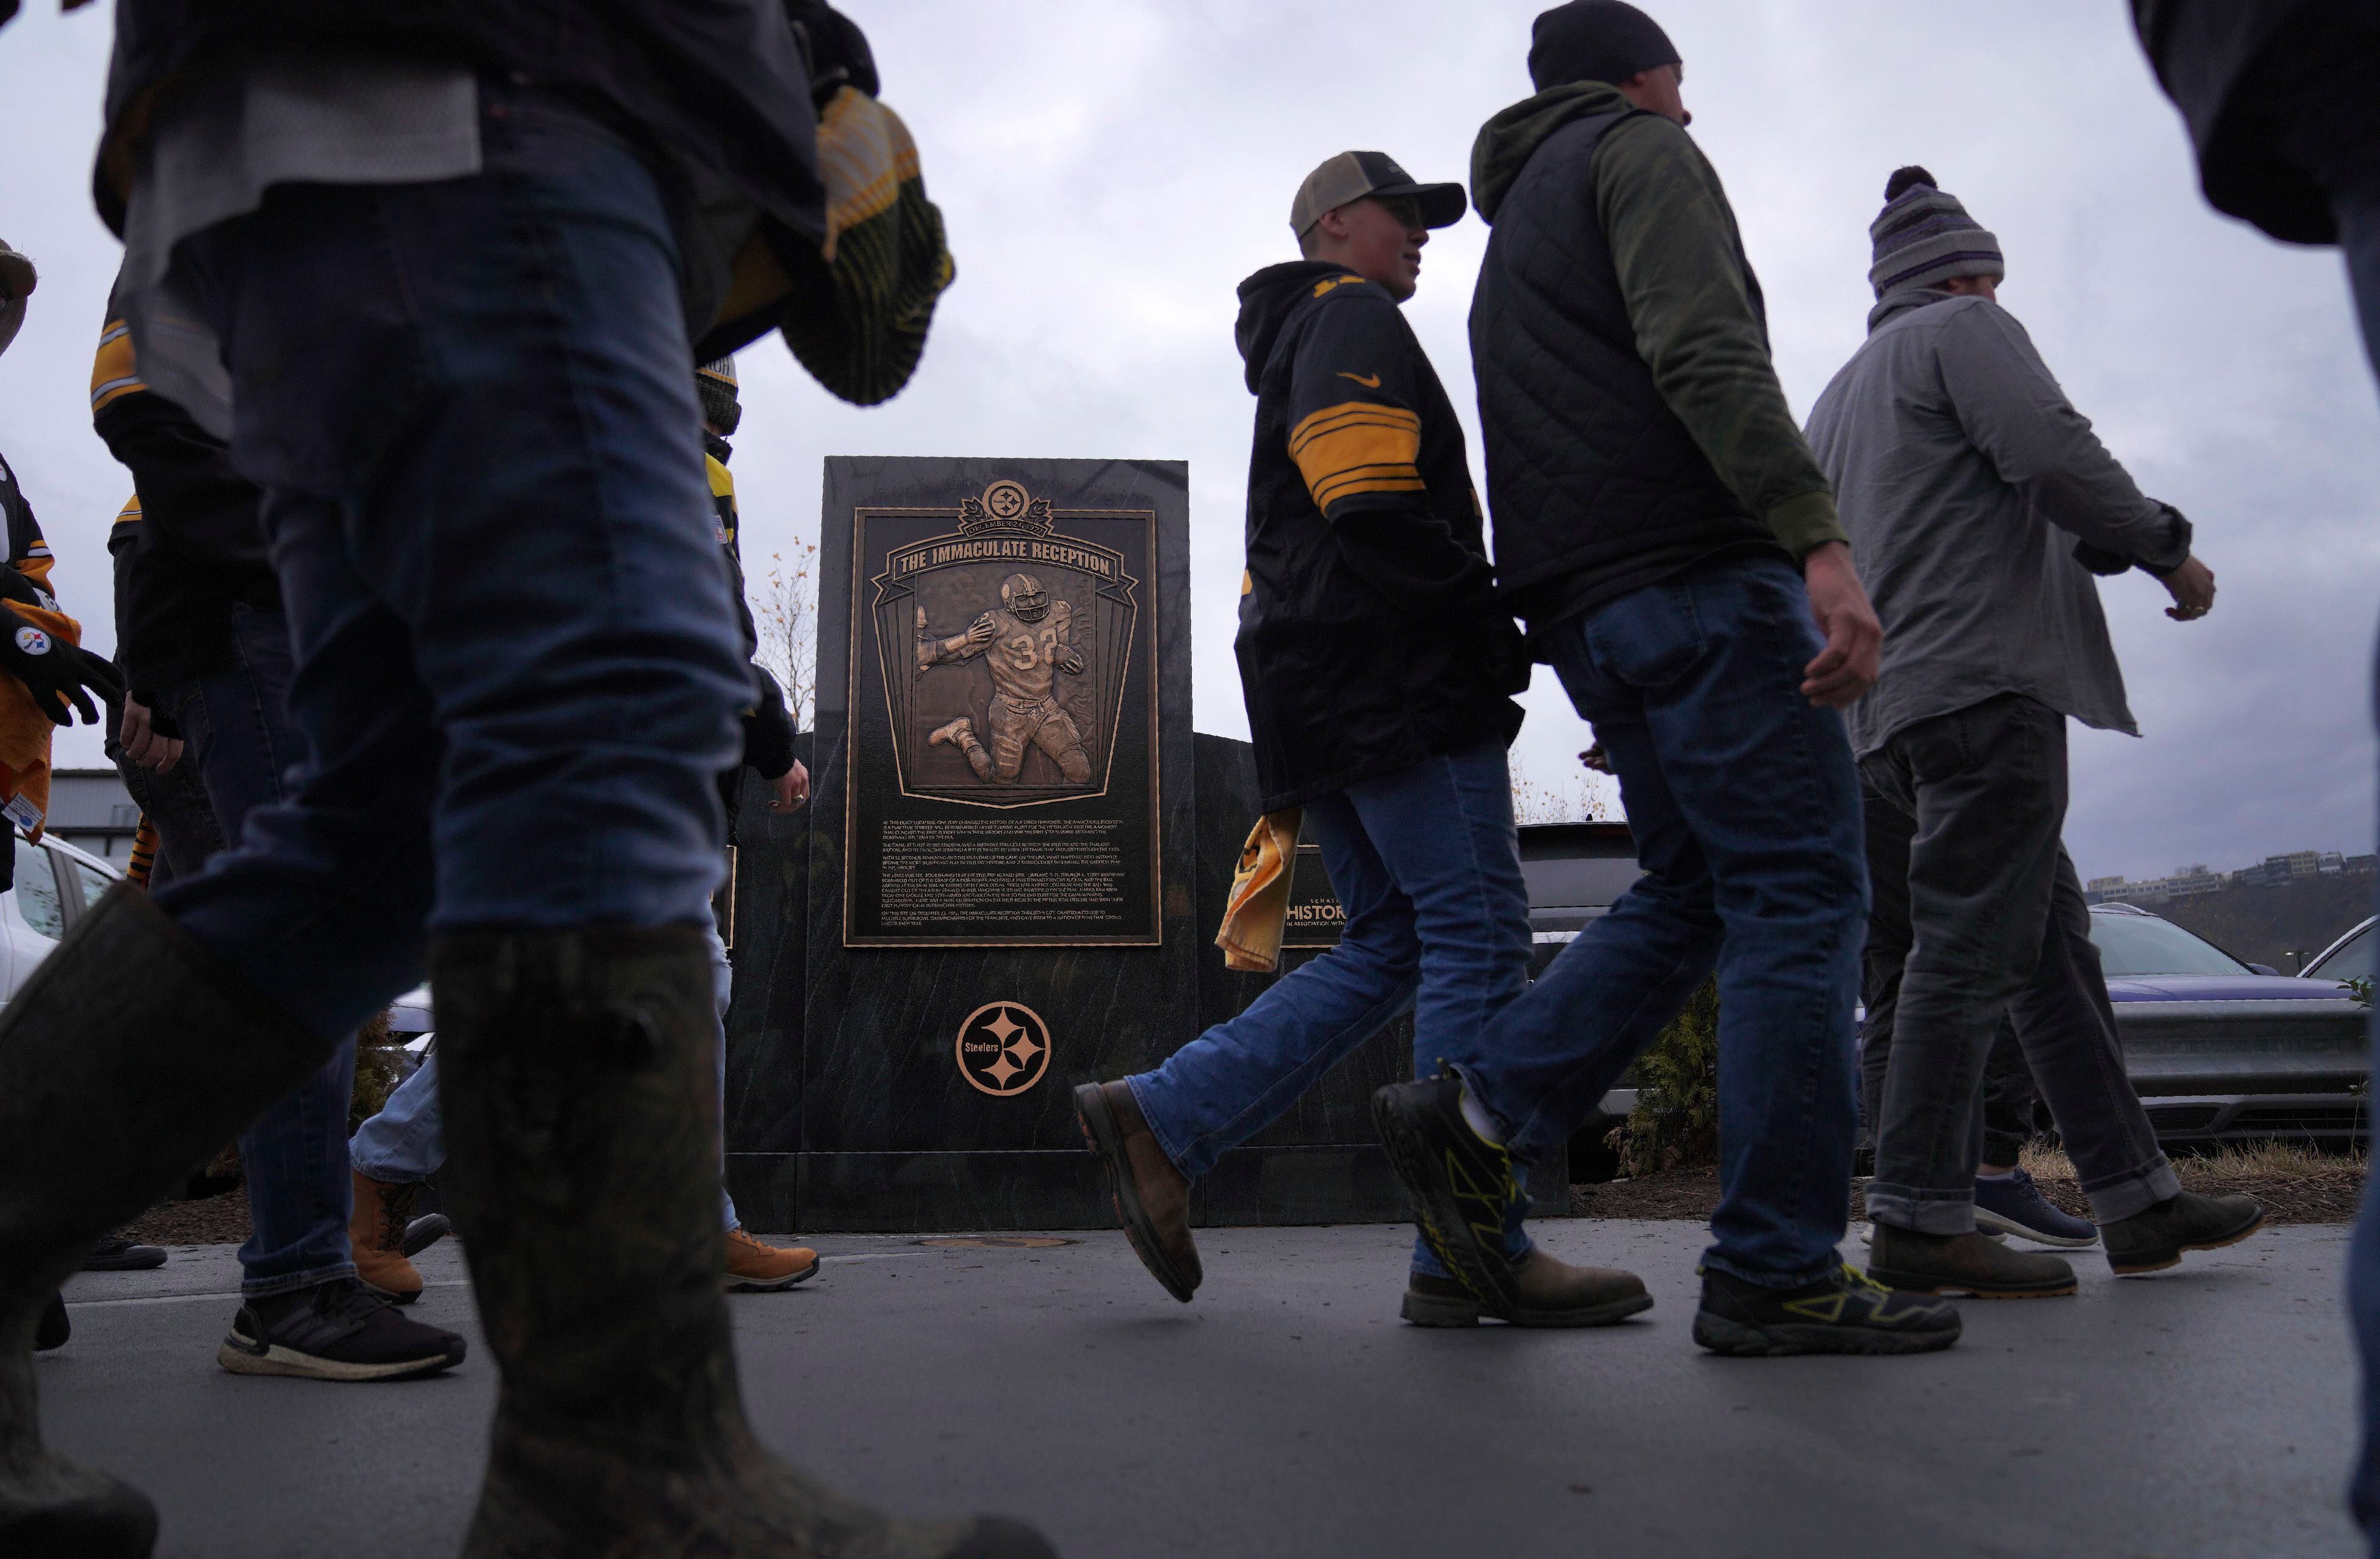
[{"xmin": 1468, "ymin": 82, "xmax": 1843, "ymax": 636}]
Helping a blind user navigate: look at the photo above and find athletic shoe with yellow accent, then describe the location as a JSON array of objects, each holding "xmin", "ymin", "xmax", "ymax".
[
  {"xmin": 1692, "ymin": 1262, "xmax": 1961, "ymax": 1357},
  {"xmin": 723, "ymin": 1228, "xmax": 821, "ymax": 1292},
  {"xmin": 1372, "ymin": 1077, "xmax": 1525, "ymax": 1317}
]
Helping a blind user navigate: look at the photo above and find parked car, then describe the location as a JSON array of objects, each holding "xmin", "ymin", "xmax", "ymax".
[
  {"xmin": 2306, "ymin": 916, "xmax": 2376, "ymax": 986},
  {"xmin": 2089, "ymin": 902, "xmax": 2366, "ymax": 1146},
  {"xmin": 4, "ymin": 825, "xmax": 124, "ymax": 1000}
]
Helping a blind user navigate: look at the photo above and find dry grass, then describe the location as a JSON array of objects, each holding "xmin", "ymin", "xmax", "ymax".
[
  {"xmin": 2019, "ymin": 1140, "xmax": 2365, "ymax": 1225},
  {"xmin": 1571, "ymin": 1140, "xmax": 2368, "ymax": 1225}
]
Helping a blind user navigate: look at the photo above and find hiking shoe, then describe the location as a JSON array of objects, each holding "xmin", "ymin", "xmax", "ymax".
[
  {"xmin": 724, "ymin": 1228, "xmax": 821, "ymax": 1292},
  {"xmin": 1869, "ymin": 1224, "xmax": 2076, "ymax": 1298},
  {"xmin": 1974, "ymin": 1170, "xmax": 2097, "ymax": 1248},
  {"xmin": 35, "ymin": 1289, "xmax": 69, "ymax": 1352},
  {"xmin": 84, "ymin": 1234, "xmax": 167, "ymax": 1271},
  {"xmin": 217, "ymin": 1276, "xmax": 466, "ymax": 1381},
  {"xmin": 2103, "ymin": 1190, "xmax": 2265, "ymax": 1275},
  {"xmin": 1403, "ymin": 1246, "xmax": 1651, "ymax": 1329},
  {"xmin": 1075, "ymin": 1079, "xmax": 1201, "ymax": 1301},
  {"xmin": 1693, "ymin": 1263, "xmax": 1961, "ymax": 1356},
  {"xmin": 348, "ymin": 1171, "xmax": 427, "ymax": 1303},
  {"xmin": 1373, "ymin": 1077, "xmax": 1526, "ymax": 1318}
]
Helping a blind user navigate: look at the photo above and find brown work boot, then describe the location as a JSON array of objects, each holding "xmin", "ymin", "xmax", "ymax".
[
  {"xmin": 1869, "ymin": 1223, "xmax": 2076, "ymax": 1298},
  {"xmin": 2103, "ymin": 1190, "xmax": 2265, "ymax": 1275},
  {"xmin": 1073, "ymin": 1080, "xmax": 1200, "ymax": 1301},
  {"xmin": 723, "ymin": 1228, "xmax": 821, "ymax": 1292},
  {"xmin": 1402, "ymin": 1246, "xmax": 1653, "ymax": 1328},
  {"xmin": 350, "ymin": 1171, "xmax": 425, "ymax": 1303}
]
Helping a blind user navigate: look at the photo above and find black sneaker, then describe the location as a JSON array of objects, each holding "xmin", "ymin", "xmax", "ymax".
[
  {"xmin": 84, "ymin": 1234, "xmax": 168, "ymax": 1271},
  {"xmin": 1973, "ymin": 1170, "xmax": 2098, "ymax": 1248},
  {"xmin": 1372, "ymin": 1077, "xmax": 1525, "ymax": 1317},
  {"xmin": 217, "ymin": 1276, "xmax": 467, "ymax": 1381},
  {"xmin": 1693, "ymin": 1263, "xmax": 1963, "ymax": 1357},
  {"xmin": 34, "ymin": 1289, "xmax": 70, "ymax": 1351},
  {"xmin": 400, "ymin": 1213, "xmax": 453, "ymax": 1258}
]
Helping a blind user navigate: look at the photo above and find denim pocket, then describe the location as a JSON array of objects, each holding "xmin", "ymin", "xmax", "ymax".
[{"xmin": 1585, "ymin": 578, "xmax": 1709, "ymax": 690}]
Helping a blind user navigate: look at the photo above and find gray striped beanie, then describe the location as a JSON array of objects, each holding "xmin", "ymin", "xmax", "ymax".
[{"xmin": 1867, "ymin": 165, "xmax": 2003, "ymax": 298}]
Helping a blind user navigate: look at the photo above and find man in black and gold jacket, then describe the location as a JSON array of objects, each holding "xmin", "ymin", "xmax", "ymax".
[{"xmin": 1075, "ymin": 150, "xmax": 1651, "ymax": 1331}]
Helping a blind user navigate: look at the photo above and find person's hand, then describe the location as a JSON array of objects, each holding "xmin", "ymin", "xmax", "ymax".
[
  {"xmin": 121, "ymin": 696, "xmax": 183, "ymax": 773},
  {"xmin": 770, "ymin": 759, "xmax": 811, "ymax": 812},
  {"xmin": 0, "ymin": 606, "xmax": 125, "ymax": 726},
  {"xmin": 1579, "ymin": 743, "xmax": 1612, "ymax": 775},
  {"xmin": 2157, "ymin": 554, "xmax": 2215, "ymax": 621},
  {"xmin": 1799, "ymin": 541, "xmax": 1883, "ymax": 709},
  {"xmin": 966, "ymin": 613, "xmax": 996, "ymax": 646}
]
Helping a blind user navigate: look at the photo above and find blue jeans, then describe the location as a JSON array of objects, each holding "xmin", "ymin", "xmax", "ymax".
[
  {"xmin": 1469, "ymin": 554, "xmax": 1867, "ymax": 1288},
  {"xmin": 352, "ymin": 926, "xmax": 744, "ymax": 1231},
  {"xmin": 150, "ymin": 78, "xmax": 749, "ymax": 1051},
  {"xmin": 1127, "ymin": 739, "xmax": 1534, "ymax": 1276},
  {"xmin": 156, "ymin": 606, "xmax": 356, "ymax": 1299}
]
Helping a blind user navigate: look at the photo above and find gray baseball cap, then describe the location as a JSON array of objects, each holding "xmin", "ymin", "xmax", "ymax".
[
  {"xmin": 1289, "ymin": 151, "xmax": 1466, "ymax": 239},
  {"xmin": 0, "ymin": 239, "xmax": 35, "ymax": 360}
]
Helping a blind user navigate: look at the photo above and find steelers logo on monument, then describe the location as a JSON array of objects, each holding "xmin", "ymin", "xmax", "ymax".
[{"xmin": 955, "ymin": 1001, "xmax": 1052, "ymax": 1097}]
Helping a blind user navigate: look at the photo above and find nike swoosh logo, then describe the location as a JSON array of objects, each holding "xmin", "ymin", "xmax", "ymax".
[{"xmin": 1338, "ymin": 372, "xmax": 1382, "ymax": 389}]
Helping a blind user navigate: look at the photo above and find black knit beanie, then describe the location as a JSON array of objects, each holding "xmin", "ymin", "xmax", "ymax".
[
  {"xmin": 1527, "ymin": 1, "xmax": 1680, "ymax": 93},
  {"xmin": 696, "ymin": 356, "xmax": 741, "ymax": 435}
]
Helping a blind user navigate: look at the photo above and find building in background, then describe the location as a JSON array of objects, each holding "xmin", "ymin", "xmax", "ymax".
[{"xmin": 41, "ymin": 767, "xmax": 139, "ymax": 867}]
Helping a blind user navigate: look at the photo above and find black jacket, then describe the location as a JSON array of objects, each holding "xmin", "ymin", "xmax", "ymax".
[
  {"xmin": 2132, "ymin": 0, "xmax": 2333, "ymax": 244},
  {"xmin": 92, "ymin": 1, "xmax": 847, "ymax": 242},
  {"xmin": 1232, "ymin": 262, "xmax": 1524, "ymax": 813},
  {"xmin": 705, "ymin": 433, "xmax": 798, "ymax": 799},
  {"xmin": 92, "ymin": 302, "xmax": 280, "ymax": 699},
  {"xmin": 1469, "ymin": 104, "xmax": 1777, "ymax": 631}
]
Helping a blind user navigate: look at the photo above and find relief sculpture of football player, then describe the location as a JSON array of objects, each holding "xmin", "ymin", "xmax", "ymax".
[{"xmin": 920, "ymin": 571, "xmax": 1094, "ymax": 785}]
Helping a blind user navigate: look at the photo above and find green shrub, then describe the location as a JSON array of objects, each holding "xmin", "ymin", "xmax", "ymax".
[{"xmin": 1611, "ymin": 976, "xmax": 1720, "ymax": 1176}]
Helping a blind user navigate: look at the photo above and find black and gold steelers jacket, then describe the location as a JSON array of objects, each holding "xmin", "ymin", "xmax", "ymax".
[
  {"xmin": 90, "ymin": 294, "xmax": 279, "ymax": 701},
  {"xmin": 705, "ymin": 432, "xmax": 798, "ymax": 805},
  {"xmin": 1231, "ymin": 261, "xmax": 1525, "ymax": 812}
]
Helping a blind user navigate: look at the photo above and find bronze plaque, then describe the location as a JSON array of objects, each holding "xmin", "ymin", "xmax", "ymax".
[{"xmin": 843, "ymin": 480, "xmax": 1160, "ymax": 945}]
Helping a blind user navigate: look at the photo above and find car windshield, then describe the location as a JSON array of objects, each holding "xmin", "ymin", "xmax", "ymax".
[
  {"xmin": 2309, "ymin": 925, "xmax": 2373, "ymax": 984},
  {"xmin": 2088, "ymin": 912, "xmax": 2251, "ymax": 977}
]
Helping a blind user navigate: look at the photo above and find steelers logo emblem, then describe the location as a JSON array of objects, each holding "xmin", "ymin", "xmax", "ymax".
[
  {"xmin": 13, "ymin": 624, "xmax": 49, "ymax": 656},
  {"xmin": 982, "ymin": 480, "xmax": 1030, "ymax": 522},
  {"xmin": 955, "ymin": 1000, "xmax": 1051, "ymax": 1096}
]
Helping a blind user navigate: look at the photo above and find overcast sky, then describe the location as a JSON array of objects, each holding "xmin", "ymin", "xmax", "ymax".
[{"xmin": 1, "ymin": 1, "xmax": 2374, "ymax": 883}]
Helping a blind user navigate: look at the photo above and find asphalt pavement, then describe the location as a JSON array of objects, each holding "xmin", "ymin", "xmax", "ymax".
[{"xmin": 41, "ymin": 1218, "xmax": 2360, "ymax": 1559}]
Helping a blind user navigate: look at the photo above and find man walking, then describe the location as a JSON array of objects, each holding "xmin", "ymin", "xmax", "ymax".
[
  {"xmin": 1371, "ymin": 0, "xmax": 1960, "ymax": 1356},
  {"xmin": 96, "ymin": 288, "xmax": 469, "ymax": 1377},
  {"xmin": 0, "ymin": 7, "xmax": 1046, "ymax": 1557},
  {"xmin": 1805, "ymin": 167, "xmax": 2262, "ymax": 1298},
  {"xmin": 1075, "ymin": 150, "xmax": 1649, "ymax": 1328},
  {"xmin": 2128, "ymin": 4, "xmax": 2380, "ymax": 1543}
]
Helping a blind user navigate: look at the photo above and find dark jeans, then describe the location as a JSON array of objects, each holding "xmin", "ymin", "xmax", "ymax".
[
  {"xmin": 1128, "ymin": 739, "xmax": 1533, "ymax": 1277},
  {"xmin": 1465, "ymin": 554, "xmax": 1867, "ymax": 1288},
  {"xmin": 156, "ymin": 607, "xmax": 359, "ymax": 1298},
  {"xmin": 106, "ymin": 729, "xmax": 225, "ymax": 891},
  {"xmin": 1861, "ymin": 694, "xmax": 2177, "ymax": 1234},
  {"xmin": 1863, "ymin": 801, "xmax": 2053, "ymax": 1171},
  {"xmin": 148, "ymin": 79, "xmax": 749, "ymax": 1054}
]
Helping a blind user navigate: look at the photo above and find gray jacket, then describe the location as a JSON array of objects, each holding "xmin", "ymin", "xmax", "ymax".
[{"xmin": 1805, "ymin": 289, "xmax": 2191, "ymax": 758}]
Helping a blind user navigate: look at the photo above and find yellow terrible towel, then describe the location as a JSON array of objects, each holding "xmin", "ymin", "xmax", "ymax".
[{"xmin": 1215, "ymin": 809, "xmax": 1304, "ymax": 973}]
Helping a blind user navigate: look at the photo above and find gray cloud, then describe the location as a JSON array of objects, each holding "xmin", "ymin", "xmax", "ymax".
[{"xmin": 1, "ymin": 1, "xmax": 2371, "ymax": 881}]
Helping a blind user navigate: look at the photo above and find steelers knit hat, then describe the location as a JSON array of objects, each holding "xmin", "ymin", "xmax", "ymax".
[
  {"xmin": 1867, "ymin": 165, "xmax": 2004, "ymax": 298},
  {"xmin": 696, "ymin": 356, "xmax": 741, "ymax": 435}
]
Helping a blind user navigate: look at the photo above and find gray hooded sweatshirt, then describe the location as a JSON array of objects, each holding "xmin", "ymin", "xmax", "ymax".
[{"xmin": 1805, "ymin": 288, "xmax": 2191, "ymax": 759}]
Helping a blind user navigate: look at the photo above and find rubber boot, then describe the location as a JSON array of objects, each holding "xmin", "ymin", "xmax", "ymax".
[
  {"xmin": 433, "ymin": 928, "xmax": 1055, "ymax": 1559},
  {"xmin": 1, "ymin": 888, "xmax": 334, "ymax": 1557}
]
